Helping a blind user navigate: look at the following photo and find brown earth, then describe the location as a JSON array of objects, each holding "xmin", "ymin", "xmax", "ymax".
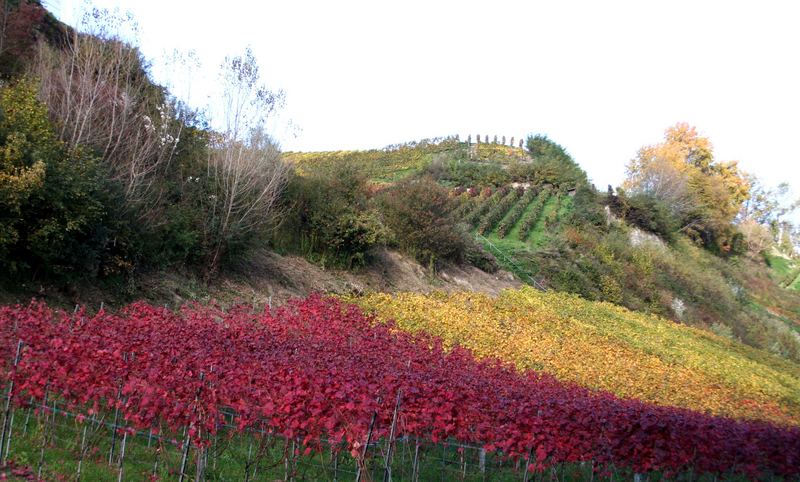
[
  {"xmin": 184, "ymin": 249, "xmax": 521, "ymax": 308},
  {"xmin": 2, "ymin": 249, "xmax": 520, "ymax": 310}
]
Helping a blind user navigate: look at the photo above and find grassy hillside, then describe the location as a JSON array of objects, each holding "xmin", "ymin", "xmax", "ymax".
[
  {"xmin": 282, "ymin": 138, "xmax": 800, "ymax": 363},
  {"xmin": 765, "ymin": 251, "xmax": 800, "ymax": 291},
  {"xmin": 283, "ymin": 137, "xmax": 531, "ymax": 185},
  {"xmin": 352, "ymin": 287, "xmax": 800, "ymax": 426}
]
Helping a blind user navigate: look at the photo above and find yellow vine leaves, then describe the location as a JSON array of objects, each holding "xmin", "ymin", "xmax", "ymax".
[{"xmin": 350, "ymin": 287, "xmax": 800, "ymax": 426}]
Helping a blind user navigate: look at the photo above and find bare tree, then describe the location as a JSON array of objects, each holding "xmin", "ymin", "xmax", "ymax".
[
  {"xmin": 205, "ymin": 48, "xmax": 288, "ymax": 275},
  {"xmin": 30, "ymin": 9, "xmax": 182, "ymax": 217},
  {"xmin": 739, "ymin": 218, "xmax": 774, "ymax": 254}
]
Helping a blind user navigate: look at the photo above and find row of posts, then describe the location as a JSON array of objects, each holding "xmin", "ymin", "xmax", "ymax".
[
  {"xmin": 0, "ymin": 325, "xmax": 644, "ymax": 481},
  {"xmin": 468, "ymin": 134, "xmax": 524, "ymax": 148},
  {"xmin": 0, "ymin": 332, "xmax": 547, "ymax": 481}
]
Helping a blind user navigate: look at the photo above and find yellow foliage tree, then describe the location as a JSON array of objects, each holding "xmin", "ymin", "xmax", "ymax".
[{"xmin": 625, "ymin": 123, "xmax": 751, "ymax": 251}]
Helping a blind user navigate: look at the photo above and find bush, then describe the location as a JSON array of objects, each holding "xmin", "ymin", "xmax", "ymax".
[
  {"xmin": 425, "ymin": 158, "xmax": 510, "ymax": 187},
  {"xmin": 611, "ymin": 189, "xmax": 678, "ymax": 240},
  {"xmin": 376, "ymin": 178, "xmax": 469, "ymax": 266},
  {"xmin": 0, "ymin": 78, "xmax": 120, "ymax": 279},
  {"xmin": 566, "ymin": 185, "xmax": 605, "ymax": 227},
  {"xmin": 525, "ymin": 134, "xmax": 587, "ymax": 188},
  {"xmin": 279, "ymin": 162, "xmax": 385, "ymax": 268}
]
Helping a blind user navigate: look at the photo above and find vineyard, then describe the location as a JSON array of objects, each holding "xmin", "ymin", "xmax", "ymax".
[
  {"xmin": 453, "ymin": 186, "xmax": 572, "ymax": 282},
  {"xmin": 283, "ymin": 138, "xmax": 469, "ymax": 183},
  {"xmin": 457, "ymin": 186, "xmax": 570, "ymax": 245},
  {"xmin": 352, "ymin": 288, "xmax": 800, "ymax": 426},
  {"xmin": 1, "ymin": 297, "xmax": 799, "ymax": 480}
]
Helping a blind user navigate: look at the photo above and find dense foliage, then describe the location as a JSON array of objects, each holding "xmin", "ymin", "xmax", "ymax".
[
  {"xmin": 1, "ymin": 296, "xmax": 799, "ymax": 478},
  {"xmin": 523, "ymin": 134, "xmax": 587, "ymax": 188},
  {"xmin": 375, "ymin": 177, "xmax": 468, "ymax": 266},
  {"xmin": 0, "ymin": 78, "xmax": 116, "ymax": 278},
  {"xmin": 624, "ymin": 123, "xmax": 751, "ymax": 254},
  {"xmin": 277, "ymin": 163, "xmax": 385, "ymax": 268},
  {"xmin": 0, "ymin": 3, "xmax": 289, "ymax": 285}
]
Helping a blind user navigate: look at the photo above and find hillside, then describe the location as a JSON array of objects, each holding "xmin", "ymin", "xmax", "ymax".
[
  {"xmin": 281, "ymin": 138, "xmax": 800, "ymax": 364},
  {"xmin": 2, "ymin": 3, "xmax": 800, "ymax": 479},
  {"xmin": 352, "ymin": 288, "xmax": 800, "ymax": 426}
]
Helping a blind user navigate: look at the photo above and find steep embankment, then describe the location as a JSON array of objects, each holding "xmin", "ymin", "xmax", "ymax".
[{"xmin": 0, "ymin": 249, "xmax": 519, "ymax": 310}]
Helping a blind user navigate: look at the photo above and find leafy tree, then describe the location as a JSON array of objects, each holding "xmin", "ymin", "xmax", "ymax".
[
  {"xmin": 0, "ymin": 78, "xmax": 113, "ymax": 277},
  {"xmin": 525, "ymin": 134, "xmax": 587, "ymax": 187},
  {"xmin": 624, "ymin": 123, "xmax": 750, "ymax": 252},
  {"xmin": 739, "ymin": 178, "xmax": 795, "ymax": 224}
]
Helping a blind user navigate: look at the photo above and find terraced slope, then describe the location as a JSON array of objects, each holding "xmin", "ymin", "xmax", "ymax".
[{"xmin": 351, "ymin": 287, "xmax": 800, "ymax": 426}]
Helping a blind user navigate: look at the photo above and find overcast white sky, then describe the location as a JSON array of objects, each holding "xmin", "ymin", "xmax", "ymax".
[{"xmin": 50, "ymin": 0, "xmax": 799, "ymax": 198}]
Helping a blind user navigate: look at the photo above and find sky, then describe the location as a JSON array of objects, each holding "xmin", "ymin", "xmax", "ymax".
[{"xmin": 48, "ymin": 0, "xmax": 799, "ymax": 200}]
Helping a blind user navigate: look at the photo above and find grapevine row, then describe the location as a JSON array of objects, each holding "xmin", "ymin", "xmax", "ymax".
[
  {"xmin": 353, "ymin": 289, "xmax": 800, "ymax": 426},
  {"xmin": 517, "ymin": 186, "xmax": 552, "ymax": 241},
  {"xmin": 464, "ymin": 189, "xmax": 503, "ymax": 225},
  {"xmin": 477, "ymin": 189, "xmax": 520, "ymax": 235},
  {"xmin": 543, "ymin": 192, "xmax": 563, "ymax": 228},
  {"xmin": 0, "ymin": 298, "xmax": 797, "ymax": 478},
  {"xmin": 495, "ymin": 188, "xmax": 538, "ymax": 238}
]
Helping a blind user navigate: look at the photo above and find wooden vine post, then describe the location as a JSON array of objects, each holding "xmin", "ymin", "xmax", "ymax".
[
  {"xmin": 382, "ymin": 390, "xmax": 402, "ymax": 482},
  {"xmin": 179, "ymin": 371, "xmax": 205, "ymax": 482},
  {"xmin": 355, "ymin": 396, "xmax": 380, "ymax": 482},
  {"xmin": 0, "ymin": 340, "xmax": 23, "ymax": 465}
]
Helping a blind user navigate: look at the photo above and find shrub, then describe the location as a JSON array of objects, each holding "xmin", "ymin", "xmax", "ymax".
[
  {"xmin": 566, "ymin": 185, "xmax": 605, "ymax": 227},
  {"xmin": 281, "ymin": 162, "xmax": 385, "ymax": 268},
  {"xmin": 611, "ymin": 189, "xmax": 678, "ymax": 240},
  {"xmin": 525, "ymin": 134, "xmax": 587, "ymax": 188},
  {"xmin": 431, "ymin": 159, "xmax": 511, "ymax": 187},
  {"xmin": 376, "ymin": 177, "xmax": 468, "ymax": 266},
  {"xmin": 0, "ymin": 78, "xmax": 118, "ymax": 278}
]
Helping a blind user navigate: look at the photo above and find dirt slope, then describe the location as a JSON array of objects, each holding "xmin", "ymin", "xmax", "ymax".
[
  {"xmin": 189, "ymin": 249, "xmax": 521, "ymax": 308},
  {"xmin": 2, "ymin": 249, "xmax": 520, "ymax": 310}
]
